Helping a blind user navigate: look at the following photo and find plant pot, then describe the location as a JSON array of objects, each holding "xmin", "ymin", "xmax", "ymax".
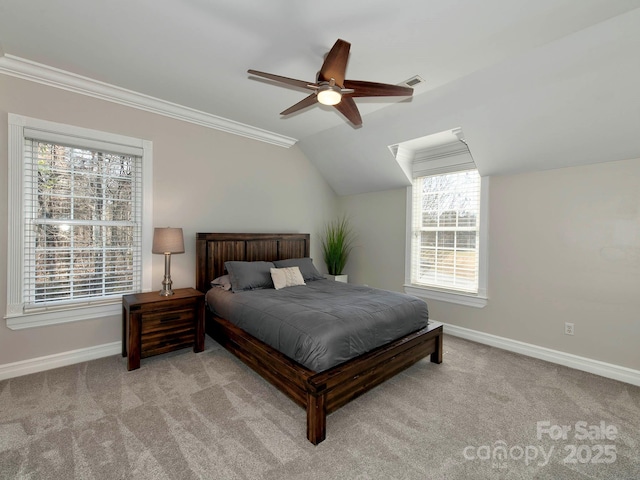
[{"xmin": 324, "ymin": 274, "xmax": 348, "ymax": 283}]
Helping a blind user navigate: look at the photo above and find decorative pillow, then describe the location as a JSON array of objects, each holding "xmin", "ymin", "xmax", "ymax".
[
  {"xmin": 273, "ymin": 257, "xmax": 324, "ymax": 281},
  {"xmin": 270, "ymin": 267, "xmax": 306, "ymax": 290},
  {"xmin": 210, "ymin": 274, "xmax": 231, "ymax": 291},
  {"xmin": 225, "ymin": 261, "xmax": 275, "ymax": 292}
]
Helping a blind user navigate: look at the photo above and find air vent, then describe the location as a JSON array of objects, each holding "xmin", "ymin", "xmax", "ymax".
[{"xmin": 402, "ymin": 75, "xmax": 425, "ymax": 88}]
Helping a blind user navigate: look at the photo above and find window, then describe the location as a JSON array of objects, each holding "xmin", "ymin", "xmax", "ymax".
[
  {"xmin": 6, "ymin": 114, "xmax": 152, "ymax": 329},
  {"xmin": 399, "ymin": 129, "xmax": 488, "ymax": 307},
  {"xmin": 411, "ymin": 170, "xmax": 481, "ymax": 290}
]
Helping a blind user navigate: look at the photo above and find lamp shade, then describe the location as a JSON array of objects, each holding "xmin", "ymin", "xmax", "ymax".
[{"xmin": 152, "ymin": 227, "xmax": 185, "ymax": 254}]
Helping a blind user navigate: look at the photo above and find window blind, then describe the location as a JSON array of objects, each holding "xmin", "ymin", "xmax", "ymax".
[
  {"xmin": 411, "ymin": 169, "xmax": 481, "ymax": 293},
  {"xmin": 23, "ymin": 138, "xmax": 143, "ymax": 309}
]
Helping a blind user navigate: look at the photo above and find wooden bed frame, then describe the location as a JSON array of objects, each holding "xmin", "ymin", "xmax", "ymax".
[{"xmin": 195, "ymin": 232, "xmax": 443, "ymax": 444}]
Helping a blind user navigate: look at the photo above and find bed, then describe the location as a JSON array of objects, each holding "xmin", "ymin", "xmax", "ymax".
[{"xmin": 195, "ymin": 232, "xmax": 443, "ymax": 445}]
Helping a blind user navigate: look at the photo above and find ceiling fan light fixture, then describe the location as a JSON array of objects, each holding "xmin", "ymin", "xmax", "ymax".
[
  {"xmin": 317, "ymin": 85, "xmax": 342, "ymax": 106},
  {"xmin": 248, "ymin": 39, "xmax": 414, "ymax": 125}
]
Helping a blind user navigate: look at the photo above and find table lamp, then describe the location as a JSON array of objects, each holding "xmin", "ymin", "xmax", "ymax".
[{"xmin": 152, "ymin": 227, "xmax": 185, "ymax": 296}]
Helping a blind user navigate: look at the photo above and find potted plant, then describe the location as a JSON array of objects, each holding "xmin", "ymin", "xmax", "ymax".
[{"xmin": 321, "ymin": 216, "xmax": 355, "ymax": 283}]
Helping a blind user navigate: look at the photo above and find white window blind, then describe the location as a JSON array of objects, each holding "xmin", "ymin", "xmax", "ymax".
[
  {"xmin": 22, "ymin": 138, "xmax": 143, "ymax": 310},
  {"xmin": 411, "ymin": 169, "xmax": 481, "ymax": 293}
]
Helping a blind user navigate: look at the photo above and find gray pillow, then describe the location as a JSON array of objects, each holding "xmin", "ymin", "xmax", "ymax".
[
  {"xmin": 273, "ymin": 258, "xmax": 324, "ymax": 281},
  {"xmin": 225, "ymin": 261, "xmax": 275, "ymax": 292}
]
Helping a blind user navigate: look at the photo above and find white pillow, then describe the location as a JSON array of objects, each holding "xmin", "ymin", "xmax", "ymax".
[
  {"xmin": 270, "ymin": 266, "xmax": 306, "ymax": 290},
  {"xmin": 211, "ymin": 274, "xmax": 232, "ymax": 291}
]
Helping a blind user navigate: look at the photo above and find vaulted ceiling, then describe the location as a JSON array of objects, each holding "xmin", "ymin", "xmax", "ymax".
[{"xmin": 1, "ymin": 1, "xmax": 639, "ymax": 195}]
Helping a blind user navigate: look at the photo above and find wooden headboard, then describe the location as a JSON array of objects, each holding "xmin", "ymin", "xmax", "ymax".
[{"xmin": 195, "ymin": 233, "xmax": 311, "ymax": 293}]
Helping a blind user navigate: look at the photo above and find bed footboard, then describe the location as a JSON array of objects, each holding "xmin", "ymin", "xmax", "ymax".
[
  {"xmin": 304, "ymin": 321, "xmax": 443, "ymax": 444},
  {"xmin": 207, "ymin": 312, "xmax": 443, "ymax": 445}
]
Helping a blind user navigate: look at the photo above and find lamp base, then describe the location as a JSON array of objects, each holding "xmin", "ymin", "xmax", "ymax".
[{"xmin": 159, "ymin": 253, "xmax": 174, "ymax": 296}]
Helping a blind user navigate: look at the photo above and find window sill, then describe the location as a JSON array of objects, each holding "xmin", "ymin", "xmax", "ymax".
[
  {"xmin": 5, "ymin": 302, "xmax": 122, "ymax": 330},
  {"xmin": 404, "ymin": 284, "xmax": 487, "ymax": 308}
]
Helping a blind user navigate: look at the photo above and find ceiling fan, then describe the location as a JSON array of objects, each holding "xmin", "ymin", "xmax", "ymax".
[{"xmin": 248, "ymin": 39, "xmax": 414, "ymax": 126}]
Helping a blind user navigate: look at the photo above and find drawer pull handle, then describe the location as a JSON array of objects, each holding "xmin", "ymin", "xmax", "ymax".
[{"xmin": 161, "ymin": 315, "xmax": 181, "ymax": 322}]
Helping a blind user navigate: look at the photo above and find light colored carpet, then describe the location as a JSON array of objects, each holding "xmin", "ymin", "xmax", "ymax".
[{"xmin": 1, "ymin": 335, "xmax": 638, "ymax": 479}]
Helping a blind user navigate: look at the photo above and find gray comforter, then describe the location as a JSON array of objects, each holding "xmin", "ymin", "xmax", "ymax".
[{"xmin": 206, "ymin": 279, "xmax": 429, "ymax": 372}]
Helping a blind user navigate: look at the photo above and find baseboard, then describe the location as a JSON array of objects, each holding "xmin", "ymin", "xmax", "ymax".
[
  {"xmin": 3, "ymin": 328, "xmax": 638, "ymax": 387},
  {"xmin": 0, "ymin": 342, "xmax": 121, "ymax": 381},
  {"xmin": 441, "ymin": 322, "xmax": 640, "ymax": 387}
]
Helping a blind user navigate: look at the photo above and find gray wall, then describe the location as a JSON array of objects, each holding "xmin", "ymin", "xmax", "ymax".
[
  {"xmin": 0, "ymin": 74, "xmax": 337, "ymax": 365},
  {"xmin": 339, "ymin": 157, "xmax": 640, "ymax": 371},
  {"xmin": 337, "ymin": 188, "xmax": 407, "ymax": 292}
]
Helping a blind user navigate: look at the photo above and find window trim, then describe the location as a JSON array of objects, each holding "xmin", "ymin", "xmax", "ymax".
[
  {"xmin": 404, "ymin": 175, "xmax": 489, "ymax": 308},
  {"xmin": 6, "ymin": 113, "xmax": 153, "ymax": 330}
]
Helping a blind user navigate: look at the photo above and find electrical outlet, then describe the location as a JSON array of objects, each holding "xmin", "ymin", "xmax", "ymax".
[{"xmin": 564, "ymin": 322, "xmax": 575, "ymax": 336}]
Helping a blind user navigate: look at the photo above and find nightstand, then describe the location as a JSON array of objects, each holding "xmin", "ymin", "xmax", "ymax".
[{"xmin": 122, "ymin": 287, "xmax": 205, "ymax": 371}]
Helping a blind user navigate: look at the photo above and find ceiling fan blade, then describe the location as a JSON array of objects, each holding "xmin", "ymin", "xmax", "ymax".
[
  {"xmin": 343, "ymin": 80, "xmax": 413, "ymax": 97},
  {"xmin": 333, "ymin": 96, "xmax": 362, "ymax": 126},
  {"xmin": 248, "ymin": 69, "xmax": 315, "ymax": 90},
  {"xmin": 280, "ymin": 94, "xmax": 318, "ymax": 115},
  {"xmin": 318, "ymin": 39, "xmax": 350, "ymax": 85}
]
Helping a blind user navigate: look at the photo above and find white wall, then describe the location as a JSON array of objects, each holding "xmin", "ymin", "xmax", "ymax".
[
  {"xmin": 0, "ymin": 74, "xmax": 337, "ymax": 366},
  {"xmin": 339, "ymin": 157, "xmax": 640, "ymax": 371}
]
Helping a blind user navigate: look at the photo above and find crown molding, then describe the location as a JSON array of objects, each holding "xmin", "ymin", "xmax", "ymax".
[{"xmin": 0, "ymin": 54, "xmax": 298, "ymax": 148}]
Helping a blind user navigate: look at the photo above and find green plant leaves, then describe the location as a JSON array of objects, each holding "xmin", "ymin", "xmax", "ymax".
[{"xmin": 321, "ymin": 216, "xmax": 355, "ymax": 276}]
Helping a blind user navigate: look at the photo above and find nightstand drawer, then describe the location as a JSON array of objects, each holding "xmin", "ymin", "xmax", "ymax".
[
  {"xmin": 141, "ymin": 308, "xmax": 194, "ymax": 334},
  {"xmin": 141, "ymin": 308, "xmax": 195, "ymax": 357},
  {"xmin": 141, "ymin": 331, "xmax": 195, "ymax": 358}
]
